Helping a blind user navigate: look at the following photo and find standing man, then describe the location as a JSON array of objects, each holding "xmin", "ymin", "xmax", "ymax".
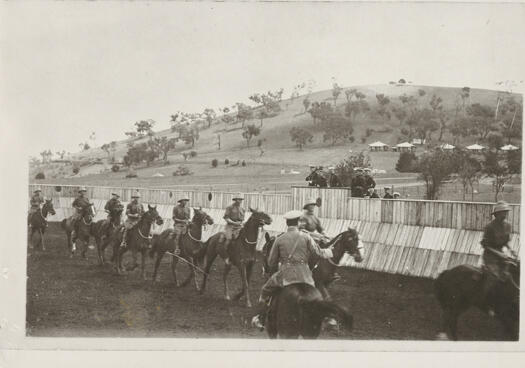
[
  {"xmin": 172, "ymin": 196, "xmax": 191, "ymax": 253},
  {"xmin": 306, "ymin": 164, "xmax": 316, "ymax": 186},
  {"xmin": 327, "ymin": 166, "xmax": 342, "ymax": 188},
  {"xmin": 28, "ymin": 188, "xmax": 45, "ymax": 226},
  {"xmin": 220, "ymin": 193, "xmax": 245, "ymax": 265},
  {"xmin": 121, "ymin": 192, "xmax": 144, "ymax": 248},
  {"xmin": 480, "ymin": 201, "xmax": 514, "ymax": 316},
  {"xmin": 71, "ymin": 187, "xmax": 92, "ymax": 246},
  {"xmin": 369, "ymin": 188, "xmax": 380, "ymax": 198},
  {"xmin": 251, "ymin": 210, "xmax": 334, "ymax": 330},
  {"xmin": 383, "ymin": 187, "xmax": 393, "ymax": 199}
]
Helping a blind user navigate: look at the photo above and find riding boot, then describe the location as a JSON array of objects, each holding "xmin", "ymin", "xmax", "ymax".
[
  {"xmin": 71, "ymin": 220, "xmax": 78, "ymax": 248},
  {"xmin": 251, "ymin": 298, "xmax": 270, "ymax": 331},
  {"xmin": 174, "ymin": 234, "xmax": 181, "ymax": 253},
  {"xmin": 223, "ymin": 239, "xmax": 231, "ymax": 265},
  {"xmin": 481, "ymin": 271, "xmax": 498, "ymax": 317},
  {"xmin": 120, "ymin": 228, "xmax": 128, "ymax": 248}
]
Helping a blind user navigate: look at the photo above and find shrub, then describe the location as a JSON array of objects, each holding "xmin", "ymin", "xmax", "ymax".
[
  {"xmin": 349, "ymin": 136, "xmax": 355, "ymax": 143},
  {"xmin": 111, "ymin": 164, "xmax": 120, "ymax": 172},
  {"xmin": 125, "ymin": 172, "xmax": 138, "ymax": 178},
  {"xmin": 72, "ymin": 167, "xmax": 80, "ymax": 174},
  {"xmin": 225, "ymin": 158, "xmax": 230, "ymax": 165},
  {"xmin": 241, "ymin": 160, "xmax": 246, "ymax": 167},
  {"xmin": 190, "ymin": 151, "xmax": 197, "ymax": 158},
  {"xmin": 361, "ymin": 137, "xmax": 366, "ymax": 144},
  {"xmin": 396, "ymin": 152, "xmax": 418, "ymax": 172},
  {"xmin": 365, "ymin": 128, "xmax": 374, "ymax": 137},
  {"xmin": 172, "ymin": 166, "xmax": 192, "ymax": 176},
  {"xmin": 211, "ymin": 159, "xmax": 218, "ymax": 168},
  {"xmin": 35, "ymin": 172, "xmax": 45, "ymax": 180}
]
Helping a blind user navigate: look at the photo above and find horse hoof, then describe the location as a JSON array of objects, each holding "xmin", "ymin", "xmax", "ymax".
[
  {"xmin": 435, "ymin": 332, "xmax": 449, "ymax": 341},
  {"xmin": 224, "ymin": 295, "xmax": 231, "ymax": 301},
  {"xmin": 246, "ymin": 302, "xmax": 252, "ymax": 308}
]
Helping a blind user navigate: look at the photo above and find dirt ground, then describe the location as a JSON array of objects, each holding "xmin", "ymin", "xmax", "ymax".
[{"xmin": 26, "ymin": 224, "xmax": 511, "ymax": 340}]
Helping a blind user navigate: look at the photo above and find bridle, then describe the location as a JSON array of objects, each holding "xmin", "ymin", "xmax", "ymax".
[
  {"xmin": 244, "ymin": 215, "xmax": 270, "ymax": 245},
  {"xmin": 322, "ymin": 232, "xmax": 361, "ymax": 267}
]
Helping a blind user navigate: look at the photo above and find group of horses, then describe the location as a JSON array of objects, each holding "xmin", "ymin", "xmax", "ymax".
[{"xmin": 27, "ymin": 198, "xmax": 520, "ymax": 340}]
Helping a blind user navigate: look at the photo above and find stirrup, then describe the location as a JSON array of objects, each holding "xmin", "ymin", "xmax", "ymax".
[{"xmin": 224, "ymin": 257, "xmax": 231, "ymax": 265}]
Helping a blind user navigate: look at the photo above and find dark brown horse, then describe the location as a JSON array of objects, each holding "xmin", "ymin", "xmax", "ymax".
[
  {"xmin": 91, "ymin": 206, "xmax": 124, "ymax": 265},
  {"xmin": 262, "ymin": 228, "xmax": 364, "ymax": 301},
  {"xmin": 60, "ymin": 204, "xmax": 95, "ymax": 258},
  {"xmin": 28, "ymin": 199, "xmax": 56, "ymax": 251},
  {"xmin": 261, "ymin": 229, "xmax": 362, "ymax": 338},
  {"xmin": 199, "ymin": 208, "xmax": 272, "ymax": 307},
  {"xmin": 113, "ymin": 205, "xmax": 163, "ymax": 279},
  {"xmin": 434, "ymin": 256, "xmax": 520, "ymax": 341},
  {"xmin": 150, "ymin": 208, "xmax": 214, "ymax": 289}
]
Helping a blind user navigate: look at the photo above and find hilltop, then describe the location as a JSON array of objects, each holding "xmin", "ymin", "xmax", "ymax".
[{"xmin": 30, "ymin": 83, "xmax": 522, "ymax": 191}]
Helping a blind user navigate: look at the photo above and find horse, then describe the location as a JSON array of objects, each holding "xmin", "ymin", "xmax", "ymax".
[
  {"xmin": 305, "ymin": 169, "xmax": 327, "ymax": 188},
  {"xmin": 113, "ymin": 205, "xmax": 164, "ymax": 279},
  {"xmin": 28, "ymin": 199, "xmax": 56, "ymax": 251},
  {"xmin": 434, "ymin": 257, "xmax": 520, "ymax": 341},
  {"xmin": 149, "ymin": 208, "xmax": 214, "ymax": 290},
  {"xmin": 262, "ymin": 228, "xmax": 364, "ymax": 301},
  {"xmin": 91, "ymin": 206, "xmax": 124, "ymax": 265},
  {"xmin": 60, "ymin": 204, "xmax": 95, "ymax": 258},
  {"xmin": 199, "ymin": 208, "xmax": 272, "ymax": 307}
]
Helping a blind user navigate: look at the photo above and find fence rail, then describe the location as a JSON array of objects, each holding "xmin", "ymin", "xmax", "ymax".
[{"xmin": 28, "ymin": 183, "xmax": 521, "ymax": 279}]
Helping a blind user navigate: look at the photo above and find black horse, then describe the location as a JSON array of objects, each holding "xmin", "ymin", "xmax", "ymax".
[
  {"xmin": 28, "ymin": 199, "xmax": 56, "ymax": 251},
  {"xmin": 434, "ymin": 256, "xmax": 520, "ymax": 340},
  {"xmin": 261, "ymin": 229, "xmax": 362, "ymax": 338},
  {"xmin": 305, "ymin": 169, "xmax": 327, "ymax": 188},
  {"xmin": 91, "ymin": 205, "xmax": 124, "ymax": 265}
]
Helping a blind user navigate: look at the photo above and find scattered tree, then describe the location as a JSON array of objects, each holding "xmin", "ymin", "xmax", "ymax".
[
  {"xmin": 466, "ymin": 103, "xmax": 497, "ymax": 140},
  {"xmin": 203, "ymin": 108, "xmax": 216, "ymax": 128},
  {"xmin": 289, "ymin": 127, "xmax": 313, "ymax": 150},
  {"xmin": 321, "ymin": 112, "xmax": 353, "ymax": 146},
  {"xmin": 211, "ymin": 158, "xmax": 218, "ymax": 168},
  {"xmin": 303, "ymin": 97, "xmax": 310, "ymax": 113},
  {"xmin": 236, "ymin": 103, "xmax": 253, "ymax": 127},
  {"xmin": 487, "ymin": 133, "xmax": 505, "ymax": 150},
  {"xmin": 335, "ymin": 151, "xmax": 371, "ymax": 187},
  {"xmin": 135, "ymin": 120, "xmax": 155, "ymax": 137},
  {"xmin": 457, "ymin": 151, "xmax": 482, "ymax": 200},
  {"xmin": 418, "ymin": 150, "xmax": 457, "ymax": 200},
  {"xmin": 332, "ymin": 83, "xmax": 343, "ymax": 107},
  {"xmin": 35, "ymin": 172, "xmax": 45, "ymax": 180},
  {"xmin": 242, "ymin": 124, "xmax": 261, "ymax": 147},
  {"xmin": 395, "ymin": 151, "xmax": 418, "ymax": 173}
]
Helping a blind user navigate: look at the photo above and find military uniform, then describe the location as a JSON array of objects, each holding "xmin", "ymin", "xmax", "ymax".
[
  {"xmin": 124, "ymin": 201, "xmax": 144, "ymax": 229},
  {"xmin": 104, "ymin": 197, "xmax": 122, "ymax": 221},
  {"xmin": 260, "ymin": 226, "xmax": 334, "ymax": 300},
  {"xmin": 481, "ymin": 218, "xmax": 512, "ymax": 278},
  {"xmin": 224, "ymin": 204, "xmax": 245, "ymax": 240},
  {"xmin": 383, "ymin": 192, "xmax": 393, "ymax": 199},
  {"xmin": 300, "ymin": 198, "xmax": 326, "ymax": 244},
  {"xmin": 172, "ymin": 199, "xmax": 191, "ymax": 251},
  {"xmin": 28, "ymin": 192, "xmax": 44, "ymax": 224}
]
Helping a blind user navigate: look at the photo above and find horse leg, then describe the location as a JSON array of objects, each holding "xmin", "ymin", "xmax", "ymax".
[
  {"xmin": 140, "ymin": 249, "xmax": 147, "ymax": 280},
  {"xmin": 39, "ymin": 229, "xmax": 45, "ymax": 251},
  {"xmin": 171, "ymin": 255, "xmax": 180, "ymax": 287},
  {"xmin": 192, "ymin": 257, "xmax": 201, "ymax": 292},
  {"xmin": 244, "ymin": 260, "xmax": 255, "ymax": 307},
  {"xmin": 223, "ymin": 262, "xmax": 232, "ymax": 300},
  {"xmin": 317, "ymin": 282, "xmax": 332, "ymax": 301},
  {"xmin": 127, "ymin": 247, "xmax": 138, "ymax": 271},
  {"xmin": 200, "ymin": 250, "xmax": 218, "ymax": 294},
  {"xmin": 232, "ymin": 262, "xmax": 247, "ymax": 304},
  {"xmin": 152, "ymin": 252, "xmax": 163, "ymax": 282},
  {"xmin": 441, "ymin": 308, "xmax": 459, "ymax": 341}
]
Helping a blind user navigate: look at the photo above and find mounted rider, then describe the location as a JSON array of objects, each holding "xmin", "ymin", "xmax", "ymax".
[
  {"xmin": 251, "ymin": 210, "xmax": 334, "ymax": 330},
  {"xmin": 120, "ymin": 192, "xmax": 144, "ymax": 248},
  {"xmin": 220, "ymin": 193, "xmax": 246, "ymax": 265},
  {"xmin": 104, "ymin": 193, "xmax": 122, "ymax": 222},
  {"xmin": 28, "ymin": 188, "xmax": 45, "ymax": 226},
  {"xmin": 71, "ymin": 187, "xmax": 93, "ymax": 245},
  {"xmin": 171, "ymin": 196, "xmax": 191, "ymax": 252},
  {"xmin": 480, "ymin": 201, "xmax": 515, "ymax": 316},
  {"xmin": 299, "ymin": 198, "xmax": 329, "ymax": 244}
]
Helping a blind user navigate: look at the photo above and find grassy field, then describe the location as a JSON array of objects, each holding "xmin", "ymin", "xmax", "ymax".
[{"xmin": 26, "ymin": 224, "xmax": 511, "ymax": 340}]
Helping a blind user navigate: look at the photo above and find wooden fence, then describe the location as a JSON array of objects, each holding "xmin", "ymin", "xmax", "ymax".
[{"xmin": 29, "ymin": 184, "xmax": 521, "ymax": 278}]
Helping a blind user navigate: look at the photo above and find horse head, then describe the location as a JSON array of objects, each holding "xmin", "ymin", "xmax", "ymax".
[
  {"xmin": 193, "ymin": 207, "xmax": 214, "ymax": 226},
  {"xmin": 146, "ymin": 204, "xmax": 164, "ymax": 226},
  {"xmin": 43, "ymin": 199, "xmax": 56, "ymax": 217},
  {"xmin": 248, "ymin": 207, "xmax": 272, "ymax": 227},
  {"xmin": 337, "ymin": 228, "xmax": 364, "ymax": 263}
]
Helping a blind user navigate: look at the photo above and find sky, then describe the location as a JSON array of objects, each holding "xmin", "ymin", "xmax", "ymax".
[{"xmin": 1, "ymin": 1, "xmax": 524, "ymax": 158}]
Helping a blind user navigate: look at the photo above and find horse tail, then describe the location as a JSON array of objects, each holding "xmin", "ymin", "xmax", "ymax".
[{"xmin": 299, "ymin": 298, "xmax": 354, "ymax": 331}]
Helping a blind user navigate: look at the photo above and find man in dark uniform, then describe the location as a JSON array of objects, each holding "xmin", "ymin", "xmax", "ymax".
[
  {"xmin": 104, "ymin": 193, "xmax": 122, "ymax": 221},
  {"xmin": 220, "ymin": 194, "xmax": 245, "ymax": 265},
  {"xmin": 172, "ymin": 197, "xmax": 191, "ymax": 253},
  {"xmin": 480, "ymin": 201, "xmax": 515, "ymax": 316},
  {"xmin": 71, "ymin": 187, "xmax": 92, "ymax": 247},
  {"xmin": 327, "ymin": 166, "xmax": 342, "ymax": 188},
  {"xmin": 369, "ymin": 188, "xmax": 380, "ymax": 198},
  {"xmin": 251, "ymin": 210, "xmax": 334, "ymax": 330},
  {"xmin": 120, "ymin": 192, "xmax": 144, "ymax": 248},
  {"xmin": 383, "ymin": 187, "xmax": 393, "ymax": 199},
  {"xmin": 28, "ymin": 188, "xmax": 45, "ymax": 226},
  {"xmin": 364, "ymin": 171, "xmax": 376, "ymax": 190},
  {"xmin": 351, "ymin": 169, "xmax": 366, "ymax": 197}
]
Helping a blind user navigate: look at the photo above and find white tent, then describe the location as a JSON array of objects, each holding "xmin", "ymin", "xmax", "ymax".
[
  {"xmin": 466, "ymin": 143, "xmax": 486, "ymax": 152},
  {"xmin": 500, "ymin": 144, "xmax": 519, "ymax": 151},
  {"xmin": 440, "ymin": 143, "xmax": 455, "ymax": 150},
  {"xmin": 368, "ymin": 141, "xmax": 389, "ymax": 151},
  {"xmin": 395, "ymin": 142, "xmax": 415, "ymax": 152}
]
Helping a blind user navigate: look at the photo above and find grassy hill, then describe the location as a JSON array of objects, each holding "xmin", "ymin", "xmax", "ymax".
[{"xmin": 30, "ymin": 83, "xmax": 522, "ymax": 189}]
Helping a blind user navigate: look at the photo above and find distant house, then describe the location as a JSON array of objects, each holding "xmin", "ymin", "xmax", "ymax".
[
  {"xmin": 440, "ymin": 143, "xmax": 455, "ymax": 151},
  {"xmin": 395, "ymin": 142, "xmax": 415, "ymax": 153},
  {"xmin": 500, "ymin": 144, "xmax": 519, "ymax": 151},
  {"xmin": 411, "ymin": 138, "xmax": 426, "ymax": 145},
  {"xmin": 368, "ymin": 141, "xmax": 389, "ymax": 152},
  {"xmin": 466, "ymin": 143, "xmax": 486, "ymax": 153}
]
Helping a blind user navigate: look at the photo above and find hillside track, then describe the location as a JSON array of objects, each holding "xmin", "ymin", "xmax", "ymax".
[{"xmin": 26, "ymin": 224, "xmax": 509, "ymax": 340}]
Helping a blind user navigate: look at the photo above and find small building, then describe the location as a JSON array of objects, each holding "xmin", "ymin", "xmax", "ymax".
[
  {"xmin": 500, "ymin": 144, "xmax": 519, "ymax": 151},
  {"xmin": 395, "ymin": 142, "xmax": 415, "ymax": 153},
  {"xmin": 412, "ymin": 138, "xmax": 426, "ymax": 145},
  {"xmin": 440, "ymin": 143, "xmax": 455, "ymax": 151},
  {"xmin": 466, "ymin": 143, "xmax": 486, "ymax": 153},
  {"xmin": 368, "ymin": 141, "xmax": 389, "ymax": 152}
]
